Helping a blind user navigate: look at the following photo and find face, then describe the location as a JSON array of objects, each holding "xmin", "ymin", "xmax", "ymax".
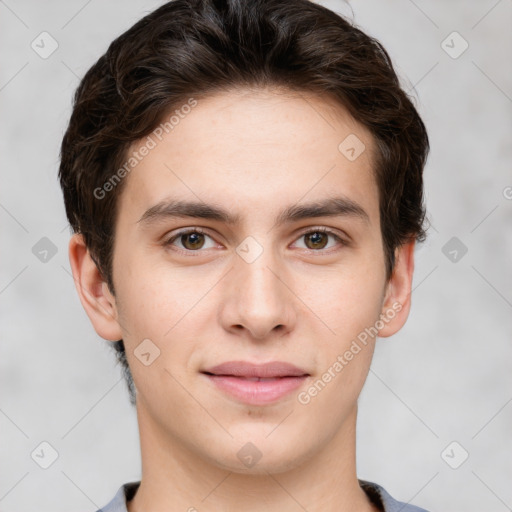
[{"xmin": 72, "ymin": 87, "xmax": 413, "ymax": 475}]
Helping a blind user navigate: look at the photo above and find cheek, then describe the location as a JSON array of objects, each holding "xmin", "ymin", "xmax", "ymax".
[
  {"xmin": 114, "ymin": 269, "xmax": 202, "ymax": 413},
  {"xmin": 309, "ymin": 262, "xmax": 386, "ymax": 339},
  {"xmin": 298, "ymin": 272, "xmax": 384, "ymax": 416},
  {"xmin": 115, "ymin": 256, "xmax": 212, "ymax": 334},
  {"xmin": 113, "ymin": 261, "xmax": 219, "ymax": 381}
]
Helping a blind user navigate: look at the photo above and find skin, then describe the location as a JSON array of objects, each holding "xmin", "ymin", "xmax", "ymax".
[{"xmin": 69, "ymin": 86, "xmax": 415, "ymax": 512}]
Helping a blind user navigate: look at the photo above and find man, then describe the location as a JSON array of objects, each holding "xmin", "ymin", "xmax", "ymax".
[{"xmin": 59, "ymin": 0, "xmax": 430, "ymax": 510}]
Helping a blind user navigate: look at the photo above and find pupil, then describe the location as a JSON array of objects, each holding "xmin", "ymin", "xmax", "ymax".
[
  {"xmin": 307, "ymin": 232, "xmax": 327, "ymax": 249},
  {"xmin": 183, "ymin": 232, "xmax": 204, "ymax": 249}
]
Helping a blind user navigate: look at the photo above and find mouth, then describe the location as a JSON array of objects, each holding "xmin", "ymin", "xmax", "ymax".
[
  {"xmin": 203, "ymin": 375, "xmax": 293, "ymax": 381},
  {"xmin": 200, "ymin": 361, "xmax": 310, "ymax": 405}
]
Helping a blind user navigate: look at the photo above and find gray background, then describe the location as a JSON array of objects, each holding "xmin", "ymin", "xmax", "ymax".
[{"xmin": 1, "ymin": 0, "xmax": 511, "ymax": 511}]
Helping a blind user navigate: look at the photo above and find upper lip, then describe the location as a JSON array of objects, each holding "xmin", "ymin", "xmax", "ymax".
[{"xmin": 202, "ymin": 361, "xmax": 309, "ymax": 378}]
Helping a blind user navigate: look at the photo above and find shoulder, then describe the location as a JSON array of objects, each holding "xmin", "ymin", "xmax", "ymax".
[{"xmin": 359, "ymin": 479, "xmax": 431, "ymax": 512}]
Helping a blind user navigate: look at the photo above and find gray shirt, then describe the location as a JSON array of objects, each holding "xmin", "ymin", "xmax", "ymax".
[{"xmin": 95, "ymin": 479, "xmax": 430, "ymax": 511}]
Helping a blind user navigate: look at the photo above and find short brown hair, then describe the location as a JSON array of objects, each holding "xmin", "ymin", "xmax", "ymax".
[{"xmin": 59, "ymin": 0, "xmax": 429, "ymax": 404}]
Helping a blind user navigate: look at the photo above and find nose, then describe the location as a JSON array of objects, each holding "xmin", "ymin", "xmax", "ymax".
[{"xmin": 219, "ymin": 246, "xmax": 297, "ymax": 341}]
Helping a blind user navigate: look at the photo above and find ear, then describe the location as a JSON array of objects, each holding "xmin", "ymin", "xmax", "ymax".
[
  {"xmin": 68, "ymin": 233, "xmax": 123, "ymax": 341},
  {"xmin": 378, "ymin": 240, "xmax": 415, "ymax": 338}
]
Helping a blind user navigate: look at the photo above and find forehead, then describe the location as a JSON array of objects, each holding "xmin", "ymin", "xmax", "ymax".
[{"xmin": 116, "ymin": 87, "xmax": 379, "ymax": 226}]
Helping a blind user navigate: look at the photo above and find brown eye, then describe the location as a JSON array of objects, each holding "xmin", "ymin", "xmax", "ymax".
[
  {"xmin": 166, "ymin": 228, "xmax": 216, "ymax": 252},
  {"xmin": 180, "ymin": 232, "xmax": 205, "ymax": 250},
  {"xmin": 293, "ymin": 228, "xmax": 345, "ymax": 252},
  {"xmin": 304, "ymin": 231, "xmax": 329, "ymax": 250}
]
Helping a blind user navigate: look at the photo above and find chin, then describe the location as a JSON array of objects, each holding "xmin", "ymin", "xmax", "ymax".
[{"xmin": 205, "ymin": 435, "xmax": 312, "ymax": 476}]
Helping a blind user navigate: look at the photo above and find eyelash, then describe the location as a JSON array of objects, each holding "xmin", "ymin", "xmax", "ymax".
[{"xmin": 164, "ymin": 226, "xmax": 347, "ymax": 255}]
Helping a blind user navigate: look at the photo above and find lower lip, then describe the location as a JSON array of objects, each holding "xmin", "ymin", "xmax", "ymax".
[{"xmin": 203, "ymin": 374, "xmax": 308, "ymax": 405}]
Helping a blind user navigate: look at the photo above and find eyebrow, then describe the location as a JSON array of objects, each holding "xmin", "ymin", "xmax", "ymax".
[{"xmin": 137, "ymin": 196, "xmax": 370, "ymax": 227}]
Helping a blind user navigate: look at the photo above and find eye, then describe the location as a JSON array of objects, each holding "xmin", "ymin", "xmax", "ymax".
[
  {"xmin": 164, "ymin": 228, "xmax": 218, "ymax": 252},
  {"xmin": 292, "ymin": 227, "xmax": 346, "ymax": 252},
  {"xmin": 164, "ymin": 226, "xmax": 347, "ymax": 255}
]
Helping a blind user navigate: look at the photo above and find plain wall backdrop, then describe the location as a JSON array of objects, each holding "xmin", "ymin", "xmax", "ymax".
[{"xmin": 1, "ymin": 0, "xmax": 511, "ymax": 511}]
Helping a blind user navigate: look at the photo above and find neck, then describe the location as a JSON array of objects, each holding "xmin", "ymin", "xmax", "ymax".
[{"xmin": 127, "ymin": 400, "xmax": 379, "ymax": 512}]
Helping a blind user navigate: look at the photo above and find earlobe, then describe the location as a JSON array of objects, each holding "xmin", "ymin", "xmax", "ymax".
[
  {"xmin": 68, "ymin": 234, "xmax": 123, "ymax": 341},
  {"xmin": 378, "ymin": 240, "xmax": 416, "ymax": 338}
]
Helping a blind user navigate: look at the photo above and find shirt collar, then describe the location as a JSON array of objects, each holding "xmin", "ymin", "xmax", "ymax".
[{"xmin": 99, "ymin": 479, "xmax": 429, "ymax": 512}]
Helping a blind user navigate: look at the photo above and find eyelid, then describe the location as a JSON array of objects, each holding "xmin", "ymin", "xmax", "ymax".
[{"xmin": 295, "ymin": 225, "xmax": 348, "ymax": 241}]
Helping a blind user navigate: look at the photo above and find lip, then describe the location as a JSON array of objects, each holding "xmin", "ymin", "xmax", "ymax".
[
  {"xmin": 202, "ymin": 360, "xmax": 309, "ymax": 378},
  {"xmin": 201, "ymin": 361, "xmax": 310, "ymax": 405}
]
